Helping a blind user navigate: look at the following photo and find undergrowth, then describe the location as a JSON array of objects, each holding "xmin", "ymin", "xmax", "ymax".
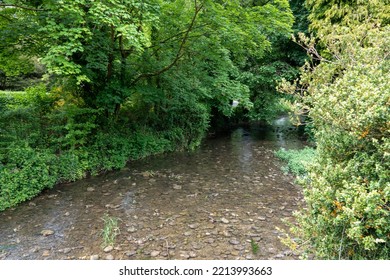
[{"xmin": 274, "ymin": 147, "xmax": 316, "ymax": 177}]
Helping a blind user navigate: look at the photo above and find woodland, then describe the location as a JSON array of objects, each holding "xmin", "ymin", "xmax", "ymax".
[{"xmin": 0, "ymin": 0, "xmax": 389, "ymax": 259}]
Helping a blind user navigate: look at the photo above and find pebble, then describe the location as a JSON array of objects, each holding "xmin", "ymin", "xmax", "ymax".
[
  {"xmin": 222, "ymin": 231, "xmax": 232, "ymax": 237},
  {"xmin": 267, "ymin": 247, "xmax": 276, "ymax": 254},
  {"xmin": 283, "ymin": 250, "xmax": 293, "ymax": 256},
  {"xmin": 41, "ymin": 229, "xmax": 54, "ymax": 236},
  {"xmin": 180, "ymin": 253, "xmax": 190, "ymax": 259},
  {"xmin": 150, "ymin": 251, "xmax": 160, "ymax": 257},
  {"xmin": 189, "ymin": 252, "xmax": 197, "ymax": 258},
  {"xmin": 103, "ymin": 246, "xmax": 114, "ymax": 253},
  {"xmin": 229, "ymin": 239, "xmax": 240, "ymax": 245},
  {"xmin": 192, "ymin": 243, "xmax": 202, "ymax": 250},
  {"xmin": 29, "ymin": 246, "xmax": 40, "ymax": 253},
  {"xmin": 221, "ymin": 218, "xmax": 230, "ymax": 224},
  {"xmin": 42, "ymin": 250, "xmax": 50, "ymax": 257},
  {"xmin": 63, "ymin": 248, "xmax": 72, "ymax": 254},
  {"xmin": 257, "ymin": 216, "xmax": 266, "ymax": 221},
  {"xmin": 173, "ymin": 184, "xmax": 182, "ymax": 190},
  {"xmin": 275, "ymin": 254, "xmax": 284, "ymax": 259},
  {"xmin": 105, "ymin": 254, "xmax": 114, "ymax": 260},
  {"xmin": 188, "ymin": 223, "xmax": 199, "ymax": 229},
  {"xmin": 161, "ymin": 251, "xmax": 169, "ymax": 257},
  {"xmin": 87, "ymin": 187, "xmax": 95, "ymax": 192},
  {"xmin": 90, "ymin": 255, "xmax": 99, "ymax": 260},
  {"xmin": 127, "ymin": 226, "xmax": 137, "ymax": 233},
  {"xmin": 125, "ymin": 251, "xmax": 137, "ymax": 257}
]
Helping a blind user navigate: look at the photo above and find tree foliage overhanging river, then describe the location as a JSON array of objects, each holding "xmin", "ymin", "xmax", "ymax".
[{"xmin": 0, "ymin": 117, "xmax": 306, "ymax": 260}]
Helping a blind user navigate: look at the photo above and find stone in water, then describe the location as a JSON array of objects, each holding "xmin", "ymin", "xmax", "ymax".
[{"xmin": 41, "ymin": 229, "xmax": 54, "ymax": 236}]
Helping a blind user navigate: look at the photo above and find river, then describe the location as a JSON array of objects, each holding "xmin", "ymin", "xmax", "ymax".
[{"xmin": 0, "ymin": 117, "xmax": 306, "ymax": 260}]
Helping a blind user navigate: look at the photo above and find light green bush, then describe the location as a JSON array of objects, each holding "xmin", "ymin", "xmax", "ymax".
[{"xmin": 280, "ymin": 21, "xmax": 390, "ymax": 259}]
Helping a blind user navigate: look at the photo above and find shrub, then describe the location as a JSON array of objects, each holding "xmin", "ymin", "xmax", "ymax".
[
  {"xmin": 0, "ymin": 145, "xmax": 57, "ymax": 211},
  {"xmin": 56, "ymin": 151, "xmax": 86, "ymax": 182},
  {"xmin": 279, "ymin": 22, "xmax": 390, "ymax": 259}
]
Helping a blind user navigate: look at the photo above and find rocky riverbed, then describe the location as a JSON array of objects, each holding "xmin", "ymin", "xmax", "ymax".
[{"xmin": 0, "ymin": 124, "xmax": 306, "ymax": 260}]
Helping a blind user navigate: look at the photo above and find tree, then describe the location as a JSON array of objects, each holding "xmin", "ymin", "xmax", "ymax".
[
  {"xmin": 0, "ymin": 0, "xmax": 294, "ymax": 120},
  {"xmin": 238, "ymin": 0, "xmax": 308, "ymax": 124},
  {"xmin": 0, "ymin": 1, "xmax": 41, "ymax": 89}
]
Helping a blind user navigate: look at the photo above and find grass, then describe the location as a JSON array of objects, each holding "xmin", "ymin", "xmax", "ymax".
[
  {"xmin": 274, "ymin": 147, "xmax": 316, "ymax": 177},
  {"xmin": 250, "ymin": 239, "xmax": 259, "ymax": 255},
  {"xmin": 101, "ymin": 214, "xmax": 120, "ymax": 248}
]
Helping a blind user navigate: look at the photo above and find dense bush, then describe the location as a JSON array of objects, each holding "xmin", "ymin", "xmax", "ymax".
[
  {"xmin": 0, "ymin": 145, "xmax": 57, "ymax": 211},
  {"xmin": 279, "ymin": 17, "xmax": 390, "ymax": 259}
]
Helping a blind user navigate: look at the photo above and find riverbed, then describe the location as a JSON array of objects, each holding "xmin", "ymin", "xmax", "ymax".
[{"xmin": 0, "ymin": 118, "xmax": 306, "ymax": 260}]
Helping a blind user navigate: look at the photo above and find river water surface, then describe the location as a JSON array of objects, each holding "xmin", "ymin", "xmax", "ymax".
[{"xmin": 0, "ymin": 117, "xmax": 306, "ymax": 260}]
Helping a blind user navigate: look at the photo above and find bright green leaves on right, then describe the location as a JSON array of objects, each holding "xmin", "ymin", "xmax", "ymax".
[{"xmin": 279, "ymin": 0, "xmax": 390, "ymax": 259}]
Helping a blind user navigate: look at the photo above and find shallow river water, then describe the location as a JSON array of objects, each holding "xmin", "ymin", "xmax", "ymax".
[{"xmin": 0, "ymin": 118, "xmax": 306, "ymax": 260}]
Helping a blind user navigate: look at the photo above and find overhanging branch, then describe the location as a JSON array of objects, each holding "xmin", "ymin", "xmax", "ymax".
[{"xmin": 130, "ymin": 1, "xmax": 204, "ymax": 86}]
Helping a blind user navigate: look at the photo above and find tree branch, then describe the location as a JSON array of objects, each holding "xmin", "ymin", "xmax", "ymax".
[
  {"xmin": 130, "ymin": 1, "xmax": 204, "ymax": 86},
  {"xmin": 0, "ymin": 13, "xmax": 12, "ymax": 21}
]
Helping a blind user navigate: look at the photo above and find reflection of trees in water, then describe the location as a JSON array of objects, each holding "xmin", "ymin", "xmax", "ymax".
[
  {"xmin": 231, "ymin": 128, "xmax": 253, "ymax": 173},
  {"xmin": 229, "ymin": 116, "xmax": 304, "ymax": 172}
]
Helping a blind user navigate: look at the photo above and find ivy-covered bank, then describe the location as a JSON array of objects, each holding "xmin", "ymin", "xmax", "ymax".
[{"xmin": 0, "ymin": 86, "xmax": 209, "ymax": 211}]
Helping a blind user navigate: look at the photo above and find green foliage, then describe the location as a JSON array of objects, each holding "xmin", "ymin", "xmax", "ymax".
[
  {"xmin": 0, "ymin": 0, "xmax": 295, "ymax": 118},
  {"xmin": 0, "ymin": 85, "xmax": 200, "ymax": 211},
  {"xmin": 48, "ymin": 105, "xmax": 99, "ymax": 151},
  {"xmin": 0, "ymin": 145, "xmax": 57, "ymax": 211},
  {"xmin": 0, "ymin": 0, "xmax": 298, "ymax": 212},
  {"xmin": 233, "ymin": 0, "xmax": 308, "ymax": 124},
  {"xmin": 279, "ymin": 1, "xmax": 390, "ymax": 259},
  {"xmin": 275, "ymin": 147, "xmax": 316, "ymax": 176},
  {"xmin": 90, "ymin": 129, "xmax": 172, "ymax": 173},
  {"xmin": 0, "ymin": 85, "xmax": 55, "ymax": 150},
  {"xmin": 101, "ymin": 214, "xmax": 120, "ymax": 248},
  {"xmin": 0, "ymin": 53, "xmax": 34, "ymax": 79},
  {"xmin": 305, "ymin": 0, "xmax": 390, "ymax": 36},
  {"xmin": 250, "ymin": 239, "xmax": 260, "ymax": 255}
]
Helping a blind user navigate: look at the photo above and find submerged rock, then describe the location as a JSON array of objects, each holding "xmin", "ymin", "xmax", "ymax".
[
  {"xmin": 41, "ymin": 230, "xmax": 54, "ymax": 236},
  {"xmin": 42, "ymin": 250, "xmax": 50, "ymax": 257}
]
